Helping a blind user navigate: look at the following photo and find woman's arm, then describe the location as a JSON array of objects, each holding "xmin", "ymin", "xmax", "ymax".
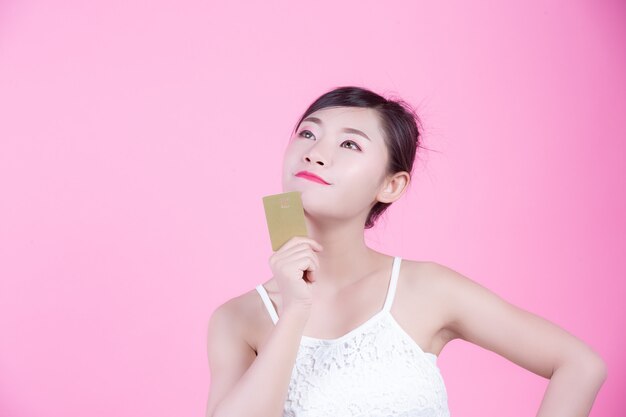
[
  {"xmin": 427, "ymin": 262, "xmax": 607, "ymax": 417},
  {"xmin": 205, "ymin": 299, "xmax": 309, "ymax": 417},
  {"xmin": 535, "ymin": 358, "xmax": 606, "ymax": 417}
]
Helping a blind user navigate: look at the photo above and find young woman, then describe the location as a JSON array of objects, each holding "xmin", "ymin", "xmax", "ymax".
[{"xmin": 205, "ymin": 86, "xmax": 607, "ymax": 417}]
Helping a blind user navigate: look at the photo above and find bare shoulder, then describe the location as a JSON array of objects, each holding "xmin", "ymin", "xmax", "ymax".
[
  {"xmin": 402, "ymin": 259, "xmax": 472, "ymax": 291},
  {"xmin": 400, "ymin": 259, "xmax": 447, "ymax": 288},
  {"xmin": 209, "ymin": 284, "xmax": 272, "ymax": 353},
  {"xmin": 398, "ymin": 259, "xmax": 461, "ymax": 307},
  {"xmin": 208, "ymin": 292, "xmax": 250, "ymax": 347},
  {"xmin": 385, "ymin": 259, "xmax": 459, "ymax": 354},
  {"xmin": 409, "ymin": 259, "xmax": 488, "ymax": 294},
  {"xmin": 404, "ymin": 260, "xmax": 504, "ymax": 339}
]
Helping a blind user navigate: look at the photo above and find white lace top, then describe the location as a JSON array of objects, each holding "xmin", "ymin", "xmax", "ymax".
[{"xmin": 255, "ymin": 256, "xmax": 450, "ymax": 417}]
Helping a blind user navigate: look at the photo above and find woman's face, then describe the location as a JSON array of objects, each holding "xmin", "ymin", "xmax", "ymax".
[{"xmin": 282, "ymin": 106, "xmax": 390, "ymax": 224}]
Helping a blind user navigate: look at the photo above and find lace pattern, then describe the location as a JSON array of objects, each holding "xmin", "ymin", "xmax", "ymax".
[{"xmin": 283, "ymin": 312, "xmax": 450, "ymax": 417}]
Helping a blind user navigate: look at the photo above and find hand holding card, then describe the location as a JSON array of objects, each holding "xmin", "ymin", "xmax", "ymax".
[{"xmin": 262, "ymin": 192, "xmax": 323, "ymax": 311}]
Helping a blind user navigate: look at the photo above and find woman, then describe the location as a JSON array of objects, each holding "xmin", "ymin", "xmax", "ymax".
[{"xmin": 205, "ymin": 86, "xmax": 607, "ymax": 417}]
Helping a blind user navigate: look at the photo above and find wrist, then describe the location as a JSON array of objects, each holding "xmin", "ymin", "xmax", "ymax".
[{"xmin": 281, "ymin": 303, "xmax": 311, "ymax": 323}]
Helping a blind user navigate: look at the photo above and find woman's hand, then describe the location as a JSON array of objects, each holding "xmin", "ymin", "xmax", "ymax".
[{"xmin": 268, "ymin": 236, "xmax": 323, "ymax": 315}]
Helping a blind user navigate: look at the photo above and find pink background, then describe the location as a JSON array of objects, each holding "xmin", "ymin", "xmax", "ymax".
[{"xmin": 1, "ymin": 0, "xmax": 624, "ymax": 416}]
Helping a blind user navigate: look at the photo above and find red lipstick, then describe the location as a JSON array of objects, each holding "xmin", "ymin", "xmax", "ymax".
[{"xmin": 295, "ymin": 171, "xmax": 331, "ymax": 185}]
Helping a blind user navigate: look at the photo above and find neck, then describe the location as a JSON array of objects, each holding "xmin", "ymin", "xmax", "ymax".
[{"xmin": 303, "ymin": 214, "xmax": 380, "ymax": 291}]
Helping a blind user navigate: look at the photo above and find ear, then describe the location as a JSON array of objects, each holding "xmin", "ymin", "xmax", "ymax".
[{"xmin": 376, "ymin": 171, "xmax": 410, "ymax": 204}]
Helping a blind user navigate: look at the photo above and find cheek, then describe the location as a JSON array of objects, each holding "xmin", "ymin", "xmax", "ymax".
[
  {"xmin": 282, "ymin": 148, "xmax": 298, "ymax": 170},
  {"xmin": 337, "ymin": 169, "xmax": 384, "ymax": 204},
  {"xmin": 344, "ymin": 157, "xmax": 385, "ymax": 186}
]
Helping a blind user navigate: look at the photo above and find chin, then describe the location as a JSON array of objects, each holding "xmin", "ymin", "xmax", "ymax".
[{"xmin": 300, "ymin": 192, "xmax": 337, "ymax": 212}]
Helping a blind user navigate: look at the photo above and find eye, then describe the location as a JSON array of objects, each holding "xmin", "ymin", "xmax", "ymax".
[
  {"xmin": 299, "ymin": 130, "xmax": 314, "ymax": 139},
  {"xmin": 297, "ymin": 130, "xmax": 362, "ymax": 151},
  {"xmin": 343, "ymin": 140, "xmax": 361, "ymax": 151}
]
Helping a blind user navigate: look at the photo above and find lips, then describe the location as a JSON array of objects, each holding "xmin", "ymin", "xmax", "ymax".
[{"xmin": 295, "ymin": 170, "xmax": 331, "ymax": 185}]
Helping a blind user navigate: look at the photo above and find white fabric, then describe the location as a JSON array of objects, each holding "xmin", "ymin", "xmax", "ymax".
[{"xmin": 255, "ymin": 256, "xmax": 451, "ymax": 417}]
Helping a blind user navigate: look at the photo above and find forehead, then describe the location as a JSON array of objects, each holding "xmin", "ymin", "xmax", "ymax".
[{"xmin": 303, "ymin": 106, "xmax": 382, "ymax": 135}]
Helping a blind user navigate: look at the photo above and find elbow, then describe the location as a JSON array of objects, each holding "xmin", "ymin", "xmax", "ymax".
[
  {"xmin": 579, "ymin": 349, "xmax": 608, "ymax": 382},
  {"xmin": 588, "ymin": 355, "xmax": 608, "ymax": 382},
  {"xmin": 558, "ymin": 352, "xmax": 608, "ymax": 383}
]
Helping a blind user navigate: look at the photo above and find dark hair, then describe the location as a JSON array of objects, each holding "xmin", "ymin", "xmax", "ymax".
[{"xmin": 291, "ymin": 86, "xmax": 425, "ymax": 229}]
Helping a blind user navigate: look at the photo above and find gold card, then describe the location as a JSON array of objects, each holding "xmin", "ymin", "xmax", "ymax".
[{"xmin": 262, "ymin": 191, "xmax": 309, "ymax": 251}]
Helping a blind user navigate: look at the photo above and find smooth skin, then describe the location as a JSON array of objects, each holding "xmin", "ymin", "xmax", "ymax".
[{"xmin": 205, "ymin": 107, "xmax": 607, "ymax": 417}]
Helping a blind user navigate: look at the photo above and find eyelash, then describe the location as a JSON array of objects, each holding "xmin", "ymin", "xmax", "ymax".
[{"xmin": 297, "ymin": 130, "xmax": 362, "ymax": 151}]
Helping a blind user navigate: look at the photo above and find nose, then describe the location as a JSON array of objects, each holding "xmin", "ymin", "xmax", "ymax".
[
  {"xmin": 303, "ymin": 140, "xmax": 330, "ymax": 166},
  {"xmin": 304, "ymin": 155, "xmax": 324, "ymax": 166}
]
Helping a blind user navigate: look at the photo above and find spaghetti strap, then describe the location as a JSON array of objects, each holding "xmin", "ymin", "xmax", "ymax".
[
  {"xmin": 255, "ymin": 284, "xmax": 279, "ymax": 324},
  {"xmin": 382, "ymin": 256, "xmax": 402, "ymax": 313}
]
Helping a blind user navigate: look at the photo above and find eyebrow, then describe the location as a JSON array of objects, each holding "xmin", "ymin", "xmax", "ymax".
[{"xmin": 301, "ymin": 116, "xmax": 372, "ymax": 141}]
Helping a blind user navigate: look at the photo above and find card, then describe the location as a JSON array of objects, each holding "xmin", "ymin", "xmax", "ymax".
[{"xmin": 262, "ymin": 191, "xmax": 309, "ymax": 251}]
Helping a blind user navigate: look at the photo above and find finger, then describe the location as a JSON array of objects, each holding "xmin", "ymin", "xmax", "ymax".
[
  {"xmin": 278, "ymin": 236, "xmax": 323, "ymax": 252},
  {"xmin": 277, "ymin": 244, "xmax": 321, "ymax": 263}
]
